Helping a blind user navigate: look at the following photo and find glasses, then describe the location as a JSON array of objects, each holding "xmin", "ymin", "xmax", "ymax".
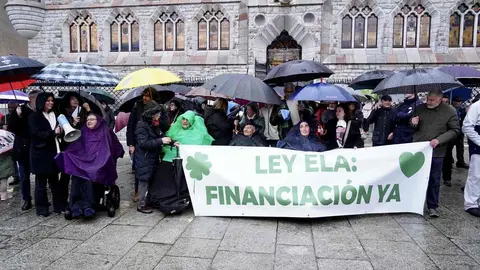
[{"xmin": 86, "ymin": 118, "xmax": 97, "ymax": 122}]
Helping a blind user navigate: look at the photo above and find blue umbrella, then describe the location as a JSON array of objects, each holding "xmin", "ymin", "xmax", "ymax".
[
  {"xmin": 289, "ymin": 82, "xmax": 357, "ymax": 102},
  {"xmin": 0, "ymin": 90, "xmax": 29, "ymax": 104},
  {"xmin": 443, "ymin": 87, "xmax": 473, "ymax": 102}
]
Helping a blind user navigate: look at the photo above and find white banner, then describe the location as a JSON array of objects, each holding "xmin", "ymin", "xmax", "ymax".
[{"xmin": 180, "ymin": 142, "xmax": 432, "ymax": 218}]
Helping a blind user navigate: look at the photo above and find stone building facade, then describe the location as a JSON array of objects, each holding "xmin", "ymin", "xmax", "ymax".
[{"xmin": 5, "ymin": 0, "xmax": 480, "ymax": 81}]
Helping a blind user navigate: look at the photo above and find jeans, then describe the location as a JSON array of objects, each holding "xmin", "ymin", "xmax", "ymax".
[
  {"xmin": 138, "ymin": 181, "xmax": 148, "ymax": 208},
  {"xmin": 427, "ymin": 157, "xmax": 444, "ymax": 209},
  {"xmin": 18, "ymin": 160, "xmax": 31, "ymax": 201},
  {"xmin": 69, "ymin": 176, "xmax": 95, "ymax": 214},
  {"xmin": 35, "ymin": 173, "xmax": 61, "ymax": 215}
]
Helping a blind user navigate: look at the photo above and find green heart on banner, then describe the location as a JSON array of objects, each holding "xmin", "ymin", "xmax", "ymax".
[{"xmin": 399, "ymin": 152, "xmax": 425, "ymax": 178}]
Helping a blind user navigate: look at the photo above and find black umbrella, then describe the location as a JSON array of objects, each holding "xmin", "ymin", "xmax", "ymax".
[
  {"xmin": 117, "ymin": 85, "xmax": 175, "ymax": 113},
  {"xmin": 263, "ymin": 60, "xmax": 334, "ymax": 86},
  {"xmin": 157, "ymin": 84, "xmax": 191, "ymax": 95},
  {"xmin": 349, "ymin": 70, "xmax": 395, "ymax": 90},
  {"xmin": 438, "ymin": 66, "xmax": 480, "ymax": 86},
  {"xmin": 0, "ymin": 55, "xmax": 45, "ymax": 92},
  {"xmin": 373, "ymin": 68, "xmax": 463, "ymax": 95},
  {"xmin": 203, "ymin": 74, "xmax": 281, "ymax": 104},
  {"xmin": 60, "ymin": 91, "xmax": 106, "ymax": 118}
]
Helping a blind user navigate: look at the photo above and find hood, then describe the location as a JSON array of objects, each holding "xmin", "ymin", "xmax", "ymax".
[
  {"xmin": 36, "ymin": 92, "xmax": 55, "ymax": 112},
  {"xmin": 180, "ymin": 110, "xmax": 196, "ymax": 127},
  {"xmin": 141, "ymin": 101, "xmax": 162, "ymax": 124}
]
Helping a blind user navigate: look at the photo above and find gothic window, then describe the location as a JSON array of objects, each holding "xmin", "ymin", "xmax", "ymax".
[
  {"xmin": 393, "ymin": 4, "xmax": 431, "ymax": 48},
  {"xmin": 69, "ymin": 15, "xmax": 98, "ymax": 53},
  {"xmin": 449, "ymin": 4, "xmax": 480, "ymax": 47},
  {"xmin": 110, "ymin": 14, "xmax": 139, "ymax": 52},
  {"xmin": 341, "ymin": 6, "xmax": 377, "ymax": 48},
  {"xmin": 154, "ymin": 12, "xmax": 184, "ymax": 51},
  {"xmin": 197, "ymin": 10, "xmax": 230, "ymax": 50}
]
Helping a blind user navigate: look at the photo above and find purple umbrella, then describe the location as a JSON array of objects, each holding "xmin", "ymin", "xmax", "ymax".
[
  {"xmin": 438, "ymin": 66, "xmax": 480, "ymax": 86},
  {"xmin": 289, "ymin": 82, "xmax": 357, "ymax": 102}
]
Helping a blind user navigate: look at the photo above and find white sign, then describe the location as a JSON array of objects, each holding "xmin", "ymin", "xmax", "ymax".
[{"xmin": 180, "ymin": 142, "xmax": 433, "ymax": 218}]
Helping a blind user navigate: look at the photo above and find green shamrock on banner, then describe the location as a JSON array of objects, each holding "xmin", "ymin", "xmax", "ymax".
[{"xmin": 185, "ymin": 152, "xmax": 212, "ymax": 181}]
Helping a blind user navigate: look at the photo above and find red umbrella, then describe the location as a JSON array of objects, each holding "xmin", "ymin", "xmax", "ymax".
[{"xmin": 115, "ymin": 112, "xmax": 130, "ymax": 133}]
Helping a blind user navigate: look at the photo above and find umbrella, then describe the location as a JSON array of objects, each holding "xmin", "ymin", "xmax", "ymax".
[
  {"xmin": 0, "ymin": 55, "xmax": 44, "ymax": 92},
  {"xmin": 336, "ymin": 84, "xmax": 368, "ymax": 102},
  {"xmin": 438, "ymin": 66, "xmax": 480, "ymax": 86},
  {"xmin": 373, "ymin": 68, "xmax": 463, "ymax": 94},
  {"xmin": 157, "ymin": 84, "xmax": 190, "ymax": 95},
  {"xmin": 289, "ymin": 82, "xmax": 357, "ymax": 102},
  {"xmin": 33, "ymin": 62, "xmax": 119, "ymax": 86},
  {"xmin": 349, "ymin": 70, "xmax": 395, "ymax": 90},
  {"xmin": 185, "ymin": 86, "xmax": 232, "ymax": 101},
  {"xmin": 114, "ymin": 68, "xmax": 182, "ymax": 91},
  {"xmin": 263, "ymin": 60, "xmax": 334, "ymax": 86},
  {"xmin": 0, "ymin": 90, "xmax": 29, "ymax": 104},
  {"xmin": 117, "ymin": 85, "xmax": 175, "ymax": 113},
  {"xmin": 60, "ymin": 91, "xmax": 106, "ymax": 117},
  {"xmin": 114, "ymin": 112, "xmax": 130, "ymax": 133},
  {"xmin": 203, "ymin": 74, "xmax": 281, "ymax": 105},
  {"xmin": 443, "ymin": 87, "xmax": 473, "ymax": 102},
  {"xmin": 85, "ymin": 88, "xmax": 116, "ymax": 104}
]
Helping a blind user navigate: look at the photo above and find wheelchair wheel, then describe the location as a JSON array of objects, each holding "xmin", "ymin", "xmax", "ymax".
[
  {"xmin": 64, "ymin": 208, "xmax": 72, "ymax": 220},
  {"xmin": 107, "ymin": 205, "xmax": 116, "ymax": 217},
  {"xmin": 111, "ymin": 185, "xmax": 120, "ymax": 209}
]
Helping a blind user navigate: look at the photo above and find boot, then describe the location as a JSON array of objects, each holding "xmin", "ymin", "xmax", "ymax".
[{"xmin": 21, "ymin": 201, "xmax": 32, "ymax": 211}]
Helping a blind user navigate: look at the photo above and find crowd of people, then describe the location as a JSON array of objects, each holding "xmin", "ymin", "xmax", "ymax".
[{"xmin": 0, "ymin": 85, "xmax": 479, "ymax": 219}]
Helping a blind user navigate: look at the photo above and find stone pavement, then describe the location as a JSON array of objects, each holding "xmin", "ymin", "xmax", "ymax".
[{"xmin": 1, "ymin": 156, "xmax": 480, "ymax": 270}]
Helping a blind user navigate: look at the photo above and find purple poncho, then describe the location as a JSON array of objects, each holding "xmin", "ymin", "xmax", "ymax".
[{"xmin": 55, "ymin": 115, "xmax": 125, "ymax": 185}]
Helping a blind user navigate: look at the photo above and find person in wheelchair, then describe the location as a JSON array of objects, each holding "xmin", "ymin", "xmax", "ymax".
[{"xmin": 56, "ymin": 113, "xmax": 124, "ymax": 218}]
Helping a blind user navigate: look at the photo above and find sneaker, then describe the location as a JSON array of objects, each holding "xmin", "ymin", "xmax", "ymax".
[
  {"xmin": 84, "ymin": 208, "xmax": 96, "ymax": 217},
  {"xmin": 466, "ymin": 208, "xmax": 480, "ymax": 217},
  {"xmin": 428, "ymin": 208, "xmax": 440, "ymax": 218},
  {"xmin": 444, "ymin": 180, "xmax": 452, "ymax": 187},
  {"xmin": 132, "ymin": 192, "xmax": 139, "ymax": 203},
  {"xmin": 0, "ymin": 192, "xmax": 12, "ymax": 201},
  {"xmin": 137, "ymin": 206, "xmax": 153, "ymax": 214}
]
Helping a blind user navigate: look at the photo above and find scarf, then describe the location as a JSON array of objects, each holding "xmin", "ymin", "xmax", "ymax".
[{"xmin": 43, "ymin": 111, "xmax": 60, "ymax": 153}]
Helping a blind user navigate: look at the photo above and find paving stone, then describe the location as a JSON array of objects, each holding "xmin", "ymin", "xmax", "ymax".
[
  {"xmin": 350, "ymin": 222, "xmax": 412, "ymax": 242},
  {"xmin": 391, "ymin": 213, "xmax": 429, "ymax": 224},
  {"xmin": 113, "ymin": 208, "xmax": 164, "ymax": 227},
  {"xmin": 142, "ymin": 217, "xmax": 193, "ymax": 244},
  {"xmin": 348, "ymin": 214, "xmax": 397, "ymax": 226},
  {"xmin": 428, "ymin": 254, "xmax": 480, "ymax": 270},
  {"xmin": 361, "ymin": 240, "xmax": 437, "ymax": 270},
  {"xmin": 155, "ymin": 256, "xmax": 211, "ymax": 270},
  {"xmin": 219, "ymin": 219, "xmax": 277, "ymax": 253},
  {"xmin": 74, "ymin": 225, "xmax": 151, "ymax": 256},
  {"xmin": 211, "ymin": 251, "xmax": 274, "ymax": 270},
  {"xmin": 181, "ymin": 217, "xmax": 230, "ymax": 239},
  {"xmin": 167, "ymin": 237, "xmax": 220, "ymax": 259},
  {"xmin": 429, "ymin": 218, "xmax": 480, "ymax": 240},
  {"xmin": 0, "ymin": 235, "xmax": 9, "ymax": 242},
  {"xmin": 2, "ymin": 238, "xmax": 81, "ymax": 269},
  {"xmin": 316, "ymin": 259, "xmax": 373, "ymax": 270},
  {"xmin": 0, "ymin": 224, "xmax": 63, "ymax": 250},
  {"xmin": 400, "ymin": 223, "xmax": 465, "ymax": 255},
  {"xmin": 276, "ymin": 220, "xmax": 313, "ymax": 246},
  {"xmin": 452, "ymin": 239, "xmax": 480, "ymax": 264},
  {"xmin": 312, "ymin": 219, "xmax": 367, "ymax": 260},
  {"xmin": 0, "ymin": 248, "xmax": 21, "ymax": 261},
  {"xmin": 112, "ymin": 243, "xmax": 170, "ymax": 270},
  {"xmin": 274, "ymin": 245, "xmax": 316, "ymax": 270},
  {"xmin": 51, "ymin": 216, "xmax": 116, "ymax": 240},
  {"xmin": 0, "ymin": 211, "xmax": 45, "ymax": 235},
  {"xmin": 47, "ymin": 252, "xmax": 122, "ymax": 270}
]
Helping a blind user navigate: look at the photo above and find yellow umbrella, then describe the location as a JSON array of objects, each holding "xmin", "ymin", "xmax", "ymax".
[{"xmin": 114, "ymin": 68, "xmax": 182, "ymax": 91}]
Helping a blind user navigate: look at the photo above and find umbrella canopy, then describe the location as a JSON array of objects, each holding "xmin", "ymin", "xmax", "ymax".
[
  {"xmin": 114, "ymin": 68, "xmax": 182, "ymax": 91},
  {"xmin": 336, "ymin": 84, "xmax": 368, "ymax": 102},
  {"xmin": 0, "ymin": 90, "xmax": 29, "ymax": 104},
  {"xmin": 443, "ymin": 86, "xmax": 473, "ymax": 102},
  {"xmin": 289, "ymin": 82, "xmax": 357, "ymax": 102},
  {"xmin": 263, "ymin": 60, "xmax": 334, "ymax": 86},
  {"xmin": 185, "ymin": 86, "xmax": 232, "ymax": 101},
  {"xmin": 349, "ymin": 70, "xmax": 395, "ymax": 90},
  {"xmin": 117, "ymin": 85, "xmax": 176, "ymax": 113},
  {"xmin": 0, "ymin": 55, "xmax": 44, "ymax": 92},
  {"xmin": 157, "ymin": 84, "xmax": 190, "ymax": 95},
  {"xmin": 373, "ymin": 68, "xmax": 463, "ymax": 94},
  {"xmin": 60, "ymin": 91, "xmax": 105, "ymax": 117},
  {"xmin": 85, "ymin": 88, "xmax": 116, "ymax": 104},
  {"xmin": 438, "ymin": 66, "xmax": 480, "ymax": 86},
  {"xmin": 203, "ymin": 74, "xmax": 281, "ymax": 104},
  {"xmin": 33, "ymin": 62, "xmax": 119, "ymax": 86},
  {"xmin": 114, "ymin": 112, "xmax": 130, "ymax": 133}
]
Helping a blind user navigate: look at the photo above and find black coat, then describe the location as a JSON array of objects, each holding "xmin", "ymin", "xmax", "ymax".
[
  {"xmin": 204, "ymin": 107, "xmax": 233, "ymax": 145},
  {"xmin": 229, "ymin": 134, "xmax": 266, "ymax": 147},
  {"xmin": 104, "ymin": 106, "xmax": 115, "ymax": 129},
  {"xmin": 28, "ymin": 92, "xmax": 59, "ymax": 175},
  {"xmin": 127, "ymin": 101, "xmax": 168, "ymax": 146},
  {"xmin": 392, "ymin": 98, "xmax": 423, "ymax": 144},
  {"xmin": 367, "ymin": 107, "xmax": 393, "ymax": 146},
  {"xmin": 8, "ymin": 104, "xmax": 35, "ymax": 161},
  {"xmin": 134, "ymin": 120, "xmax": 164, "ymax": 182},
  {"xmin": 324, "ymin": 118, "xmax": 363, "ymax": 150}
]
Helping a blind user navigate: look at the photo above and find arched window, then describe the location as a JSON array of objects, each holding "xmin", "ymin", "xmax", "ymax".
[
  {"xmin": 197, "ymin": 10, "xmax": 230, "ymax": 50},
  {"xmin": 69, "ymin": 15, "xmax": 98, "ymax": 53},
  {"xmin": 393, "ymin": 5, "xmax": 431, "ymax": 48},
  {"xmin": 449, "ymin": 3, "xmax": 480, "ymax": 47},
  {"xmin": 341, "ymin": 6, "xmax": 377, "ymax": 48},
  {"xmin": 110, "ymin": 14, "xmax": 140, "ymax": 52},
  {"xmin": 153, "ymin": 12, "xmax": 184, "ymax": 51}
]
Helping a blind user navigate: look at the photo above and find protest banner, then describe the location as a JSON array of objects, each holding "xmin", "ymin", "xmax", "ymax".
[{"xmin": 180, "ymin": 142, "xmax": 432, "ymax": 218}]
